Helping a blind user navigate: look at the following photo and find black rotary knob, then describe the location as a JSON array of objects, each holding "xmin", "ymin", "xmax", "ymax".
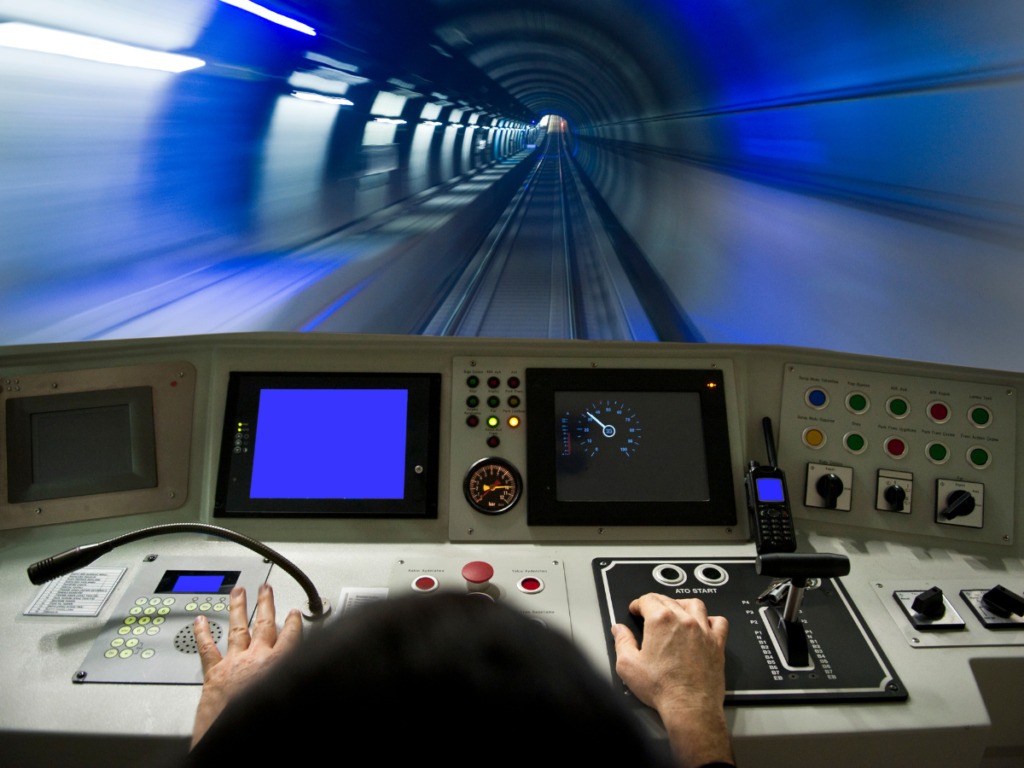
[
  {"xmin": 816, "ymin": 474, "xmax": 845, "ymax": 509},
  {"xmin": 942, "ymin": 490, "xmax": 975, "ymax": 520},
  {"xmin": 884, "ymin": 484, "xmax": 907, "ymax": 512}
]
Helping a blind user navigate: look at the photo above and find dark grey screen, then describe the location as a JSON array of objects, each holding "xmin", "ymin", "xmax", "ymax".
[
  {"xmin": 31, "ymin": 405, "xmax": 134, "ymax": 484},
  {"xmin": 555, "ymin": 391, "xmax": 710, "ymax": 502}
]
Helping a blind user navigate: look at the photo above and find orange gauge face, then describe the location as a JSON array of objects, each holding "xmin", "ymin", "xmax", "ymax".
[{"xmin": 464, "ymin": 458, "xmax": 522, "ymax": 515}]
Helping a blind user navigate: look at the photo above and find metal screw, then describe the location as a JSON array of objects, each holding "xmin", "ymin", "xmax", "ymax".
[
  {"xmin": 591, "ymin": 362, "xmax": 597, "ymax": 368},
  {"xmin": 468, "ymin": 528, "xmax": 474, "ymax": 534},
  {"xmin": 168, "ymin": 492, "xmax": 175, "ymax": 498},
  {"xmin": 552, "ymin": 560, "xmax": 559, "ymax": 565},
  {"xmin": 180, "ymin": 372, "xmax": 185, "ymax": 377},
  {"xmin": 470, "ymin": 361, "xmax": 476, "ymax": 367},
  {"xmin": 911, "ymin": 638, "xmax": 920, "ymax": 644},
  {"xmin": 14, "ymin": 387, "xmax": 19, "ymax": 391},
  {"xmin": 263, "ymin": 558, "xmax": 271, "ymax": 563},
  {"xmin": 145, "ymin": 554, "xmax": 158, "ymax": 562},
  {"xmin": 888, "ymin": 683, "xmax": 900, "ymax": 691},
  {"xmin": 1004, "ymin": 535, "xmax": 1010, "ymax": 541},
  {"xmin": 1008, "ymin": 390, "xmax": 1013, "ymax": 396},
  {"xmin": 711, "ymin": 363, "xmax": 717, "ymax": 368},
  {"xmin": 398, "ymin": 560, "xmax": 404, "ymax": 565},
  {"xmin": 598, "ymin": 527, "xmax": 604, "ymax": 534},
  {"xmin": 726, "ymin": 528, "xmax": 733, "ymax": 533},
  {"xmin": 75, "ymin": 671, "xmax": 87, "ymax": 680},
  {"xmin": 13, "ymin": 379, "xmax": 18, "ymax": 383},
  {"xmin": 600, "ymin": 561, "xmax": 608, "ymax": 566},
  {"xmin": 414, "ymin": 465, "xmax": 423, "ymax": 474},
  {"xmin": 51, "ymin": 383, "xmax": 58, "ymax": 388},
  {"xmin": 789, "ymin": 366, "xmax": 795, "ymax": 372},
  {"xmin": 876, "ymin": 583, "xmax": 884, "ymax": 588},
  {"xmin": 34, "ymin": 508, "xmax": 41, "ymax": 515}
]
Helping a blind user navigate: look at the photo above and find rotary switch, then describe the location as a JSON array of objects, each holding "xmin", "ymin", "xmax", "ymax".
[
  {"xmin": 816, "ymin": 474, "xmax": 845, "ymax": 509},
  {"xmin": 884, "ymin": 485, "xmax": 907, "ymax": 512},
  {"xmin": 911, "ymin": 586, "xmax": 945, "ymax": 618},
  {"xmin": 941, "ymin": 490, "xmax": 976, "ymax": 520}
]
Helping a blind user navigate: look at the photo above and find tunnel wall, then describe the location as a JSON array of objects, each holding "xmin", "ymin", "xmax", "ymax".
[{"xmin": 567, "ymin": 0, "xmax": 1024, "ymax": 371}]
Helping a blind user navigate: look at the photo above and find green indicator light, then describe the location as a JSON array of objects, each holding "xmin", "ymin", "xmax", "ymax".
[
  {"xmin": 971, "ymin": 408, "xmax": 990, "ymax": 425},
  {"xmin": 466, "ymin": 396, "xmax": 479, "ymax": 408},
  {"xmin": 487, "ymin": 396, "xmax": 501, "ymax": 408},
  {"xmin": 487, "ymin": 416, "xmax": 499, "ymax": 428},
  {"xmin": 929, "ymin": 444, "xmax": 947, "ymax": 461},
  {"xmin": 889, "ymin": 398, "xmax": 908, "ymax": 416},
  {"xmin": 467, "ymin": 376, "xmax": 479, "ymax": 388},
  {"xmin": 846, "ymin": 434, "xmax": 864, "ymax": 451},
  {"xmin": 970, "ymin": 448, "xmax": 989, "ymax": 466},
  {"xmin": 849, "ymin": 394, "xmax": 867, "ymax": 411}
]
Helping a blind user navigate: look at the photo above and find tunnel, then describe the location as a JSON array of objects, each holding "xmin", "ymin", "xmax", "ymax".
[{"xmin": 1, "ymin": 0, "xmax": 1023, "ymax": 369}]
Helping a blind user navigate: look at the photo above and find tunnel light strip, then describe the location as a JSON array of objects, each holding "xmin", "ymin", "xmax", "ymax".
[
  {"xmin": 292, "ymin": 90, "xmax": 352, "ymax": 105},
  {"xmin": 220, "ymin": 0, "xmax": 316, "ymax": 36},
  {"xmin": 421, "ymin": 120, "xmax": 442, "ymax": 126},
  {"xmin": 0, "ymin": 22, "xmax": 205, "ymax": 72},
  {"xmin": 373, "ymin": 117, "xmax": 407, "ymax": 124}
]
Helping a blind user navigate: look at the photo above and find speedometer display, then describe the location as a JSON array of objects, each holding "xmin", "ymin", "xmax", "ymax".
[{"xmin": 570, "ymin": 400, "xmax": 642, "ymax": 458}]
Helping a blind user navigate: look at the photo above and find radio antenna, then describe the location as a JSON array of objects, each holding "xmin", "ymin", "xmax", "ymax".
[{"xmin": 762, "ymin": 417, "xmax": 779, "ymax": 469}]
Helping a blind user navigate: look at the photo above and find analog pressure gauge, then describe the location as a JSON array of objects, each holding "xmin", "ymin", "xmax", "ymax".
[{"xmin": 463, "ymin": 457, "xmax": 522, "ymax": 515}]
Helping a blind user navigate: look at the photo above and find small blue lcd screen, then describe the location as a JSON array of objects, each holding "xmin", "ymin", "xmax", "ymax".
[
  {"xmin": 755, "ymin": 477, "xmax": 786, "ymax": 503},
  {"xmin": 249, "ymin": 389, "xmax": 408, "ymax": 499},
  {"xmin": 173, "ymin": 574, "xmax": 225, "ymax": 593}
]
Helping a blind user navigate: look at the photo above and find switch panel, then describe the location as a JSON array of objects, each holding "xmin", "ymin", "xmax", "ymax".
[
  {"xmin": 960, "ymin": 589, "xmax": 1024, "ymax": 629},
  {"xmin": 778, "ymin": 364, "xmax": 1015, "ymax": 545},
  {"xmin": 877, "ymin": 470, "xmax": 913, "ymax": 513},
  {"xmin": 935, "ymin": 480, "xmax": 984, "ymax": 529},
  {"xmin": 805, "ymin": 463, "xmax": 853, "ymax": 511},
  {"xmin": 893, "ymin": 590, "xmax": 965, "ymax": 630}
]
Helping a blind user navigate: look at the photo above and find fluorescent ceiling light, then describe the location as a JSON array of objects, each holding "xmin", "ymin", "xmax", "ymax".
[
  {"xmin": 292, "ymin": 90, "xmax": 352, "ymax": 105},
  {"xmin": 421, "ymin": 121, "xmax": 442, "ymax": 126},
  {"xmin": 373, "ymin": 117, "xmax": 407, "ymax": 124},
  {"xmin": 0, "ymin": 22, "xmax": 205, "ymax": 72},
  {"xmin": 220, "ymin": 0, "xmax": 315, "ymax": 36}
]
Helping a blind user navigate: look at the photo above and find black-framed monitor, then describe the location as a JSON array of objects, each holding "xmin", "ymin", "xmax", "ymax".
[
  {"xmin": 215, "ymin": 372, "xmax": 441, "ymax": 518},
  {"xmin": 525, "ymin": 368, "xmax": 736, "ymax": 526}
]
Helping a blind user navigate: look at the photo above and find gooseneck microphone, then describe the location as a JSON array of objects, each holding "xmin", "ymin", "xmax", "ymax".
[{"xmin": 27, "ymin": 523, "xmax": 331, "ymax": 620}]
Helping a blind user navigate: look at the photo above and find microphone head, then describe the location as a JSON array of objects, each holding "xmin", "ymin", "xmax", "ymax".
[{"xmin": 27, "ymin": 542, "xmax": 111, "ymax": 584}]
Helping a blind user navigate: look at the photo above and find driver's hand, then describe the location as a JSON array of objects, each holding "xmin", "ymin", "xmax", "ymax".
[
  {"xmin": 190, "ymin": 584, "xmax": 302, "ymax": 748},
  {"xmin": 612, "ymin": 594, "xmax": 733, "ymax": 767}
]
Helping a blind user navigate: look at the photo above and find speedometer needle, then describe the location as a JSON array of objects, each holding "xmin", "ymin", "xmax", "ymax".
[{"xmin": 586, "ymin": 411, "xmax": 607, "ymax": 428}]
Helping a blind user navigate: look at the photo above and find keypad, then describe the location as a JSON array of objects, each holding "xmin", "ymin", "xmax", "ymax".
[{"xmin": 105, "ymin": 593, "xmax": 228, "ymax": 660}]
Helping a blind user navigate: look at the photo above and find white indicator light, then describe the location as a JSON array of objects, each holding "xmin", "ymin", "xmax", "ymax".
[
  {"xmin": 220, "ymin": 0, "xmax": 316, "ymax": 36},
  {"xmin": 0, "ymin": 22, "xmax": 205, "ymax": 72},
  {"xmin": 291, "ymin": 91, "xmax": 353, "ymax": 105},
  {"xmin": 373, "ymin": 117, "xmax": 407, "ymax": 124}
]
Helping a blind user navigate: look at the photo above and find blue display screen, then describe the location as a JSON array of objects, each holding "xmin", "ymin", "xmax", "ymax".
[
  {"xmin": 755, "ymin": 477, "xmax": 786, "ymax": 502},
  {"xmin": 173, "ymin": 574, "xmax": 225, "ymax": 593},
  {"xmin": 249, "ymin": 388, "xmax": 408, "ymax": 499}
]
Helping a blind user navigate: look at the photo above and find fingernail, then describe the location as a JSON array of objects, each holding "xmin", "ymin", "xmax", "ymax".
[
  {"xmin": 610, "ymin": 624, "xmax": 621, "ymax": 638},
  {"xmin": 232, "ymin": 586, "xmax": 243, "ymax": 597},
  {"xmin": 259, "ymin": 583, "xmax": 270, "ymax": 595},
  {"xmin": 195, "ymin": 615, "xmax": 205, "ymax": 625}
]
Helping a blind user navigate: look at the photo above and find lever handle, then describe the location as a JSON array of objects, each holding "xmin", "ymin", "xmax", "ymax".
[{"xmin": 756, "ymin": 552, "xmax": 851, "ymax": 580}]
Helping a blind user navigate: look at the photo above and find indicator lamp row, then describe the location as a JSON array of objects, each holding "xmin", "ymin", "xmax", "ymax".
[
  {"xmin": 806, "ymin": 388, "xmax": 993, "ymax": 427},
  {"xmin": 466, "ymin": 375, "xmax": 521, "ymax": 390},
  {"xmin": 802, "ymin": 427, "xmax": 992, "ymax": 469},
  {"xmin": 466, "ymin": 415, "xmax": 521, "ymax": 429},
  {"xmin": 467, "ymin": 395, "xmax": 521, "ymax": 409}
]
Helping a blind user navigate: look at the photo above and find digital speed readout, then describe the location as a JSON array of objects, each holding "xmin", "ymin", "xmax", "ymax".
[{"xmin": 564, "ymin": 400, "xmax": 642, "ymax": 458}]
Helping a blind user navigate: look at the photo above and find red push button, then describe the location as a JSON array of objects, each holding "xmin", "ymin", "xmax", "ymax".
[
  {"xmin": 517, "ymin": 576, "xmax": 544, "ymax": 594},
  {"xmin": 411, "ymin": 575, "xmax": 439, "ymax": 593},
  {"xmin": 928, "ymin": 402, "xmax": 949, "ymax": 422},
  {"xmin": 462, "ymin": 561, "xmax": 493, "ymax": 592},
  {"xmin": 884, "ymin": 437, "xmax": 907, "ymax": 458}
]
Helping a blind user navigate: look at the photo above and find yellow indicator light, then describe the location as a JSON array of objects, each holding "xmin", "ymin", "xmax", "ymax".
[
  {"xmin": 508, "ymin": 416, "xmax": 520, "ymax": 428},
  {"xmin": 707, "ymin": 382, "xmax": 717, "ymax": 388},
  {"xmin": 487, "ymin": 416, "xmax": 499, "ymax": 428},
  {"xmin": 238, "ymin": 423, "xmax": 242, "ymax": 426},
  {"xmin": 237, "ymin": 428, "xmax": 242, "ymax": 432}
]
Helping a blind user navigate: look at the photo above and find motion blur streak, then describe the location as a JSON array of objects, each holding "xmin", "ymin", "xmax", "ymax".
[
  {"xmin": 0, "ymin": 1, "xmax": 1022, "ymax": 368},
  {"xmin": 219, "ymin": 0, "xmax": 316, "ymax": 36}
]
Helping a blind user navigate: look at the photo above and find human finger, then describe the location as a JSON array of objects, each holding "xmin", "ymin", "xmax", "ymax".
[
  {"xmin": 629, "ymin": 592, "xmax": 676, "ymax": 617},
  {"xmin": 226, "ymin": 586, "xmax": 251, "ymax": 655},
  {"xmin": 611, "ymin": 623, "xmax": 640, "ymax": 665},
  {"xmin": 677, "ymin": 597, "xmax": 710, "ymax": 625},
  {"xmin": 250, "ymin": 583, "xmax": 278, "ymax": 648},
  {"xmin": 708, "ymin": 615, "xmax": 730, "ymax": 646},
  {"xmin": 194, "ymin": 615, "xmax": 222, "ymax": 676},
  {"xmin": 274, "ymin": 609, "xmax": 303, "ymax": 653}
]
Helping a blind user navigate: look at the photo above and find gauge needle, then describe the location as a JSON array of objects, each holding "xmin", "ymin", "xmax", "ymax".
[
  {"xmin": 482, "ymin": 484, "xmax": 512, "ymax": 494},
  {"xmin": 586, "ymin": 411, "xmax": 607, "ymax": 428}
]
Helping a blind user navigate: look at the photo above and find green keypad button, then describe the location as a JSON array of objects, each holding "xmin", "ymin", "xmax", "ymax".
[
  {"xmin": 213, "ymin": 604, "xmax": 225, "ymax": 611},
  {"xmin": 157, "ymin": 607, "xmax": 170, "ymax": 615},
  {"xmin": 162, "ymin": 598, "xmax": 175, "ymax": 606},
  {"xmin": 199, "ymin": 602, "xmax": 212, "ymax": 611},
  {"xmin": 135, "ymin": 598, "xmax": 148, "ymax": 606},
  {"xmin": 848, "ymin": 394, "xmax": 867, "ymax": 411},
  {"xmin": 125, "ymin": 638, "xmax": 139, "ymax": 648},
  {"xmin": 119, "ymin": 649, "xmax": 133, "ymax": 659},
  {"xmin": 104, "ymin": 649, "xmax": 118, "ymax": 659},
  {"xmin": 132, "ymin": 626, "xmax": 146, "ymax": 635},
  {"xmin": 970, "ymin": 448, "xmax": 989, "ymax": 466},
  {"xmin": 141, "ymin": 649, "xmax": 155, "ymax": 659},
  {"xmin": 147, "ymin": 627, "xmax": 160, "ymax": 635},
  {"xmin": 153, "ymin": 617, "xmax": 166, "ymax": 625},
  {"xmin": 143, "ymin": 607, "xmax": 156, "ymax": 615},
  {"xmin": 970, "ymin": 408, "xmax": 990, "ymax": 425},
  {"xmin": 123, "ymin": 617, "xmax": 136, "ymax": 625},
  {"xmin": 845, "ymin": 434, "xmax": 865, "ymax": 451},
  {"xmin": 149, "ymin": 598, "xmax": 161, "ymax": 606},
  {"xmin": 889, "ymin": 398, "xmax": 908, "ymax": 416},
  {"xmin": 138, "ymin": 617, "xmax": 150, "ymax": 625},
  {"xmin": 129, "ymin": 607, "xmax": 142, "ymax": 615},
  {"xmin": 117, "ymin": 626, "xmax": 132, "ymax": 635},
  {"xmin": 185, "ymin": 603, "xmax": 198, "ymax": 611},
  {"xmin": 110, "ymin": 638, "xmax": 124, "ymax": 648},
  {"xmin": 929, "ymin": 443, "xmax": 947, "ymax": 461}
]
